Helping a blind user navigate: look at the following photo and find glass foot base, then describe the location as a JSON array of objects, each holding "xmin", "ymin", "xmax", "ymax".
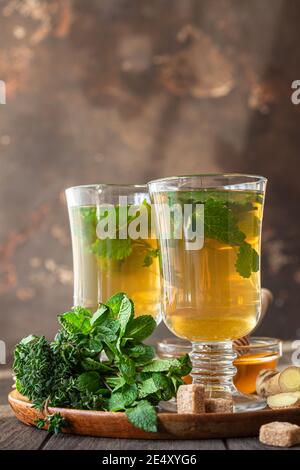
[
  {"xmin": 159, "ymin": 392, "xmax": 266, "ymax": 413},
  {"xmin": 231, "ymin": 390, "xmax": 266, "ymax": 412}
]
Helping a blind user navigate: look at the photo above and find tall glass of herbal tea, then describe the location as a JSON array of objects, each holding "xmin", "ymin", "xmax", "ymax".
[
  {"xmin": 148, "ymin": 174, "xmax": 267, "ymax": 411},
  {"xmin": 65, "ymin": 184, "xmax": 161, "ymax": 323}
]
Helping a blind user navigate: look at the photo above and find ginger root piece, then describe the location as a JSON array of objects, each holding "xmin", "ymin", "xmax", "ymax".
[
  {"xmin": 267, "ymin": 392, "xmax": 300, "ymax": 409},
  {"xmin": 177, "ymin": 384, "xmax": 205, "ymax": 414},
  {"xmin": 279, "ymin": 366, "xmax": 300, "ymax": 392},
  {"xmin": 256, "ymin": 366, "xmax": 300, "ymax": 397},
  {"xmin": 205, "ymin": 397, "xmax": 233, "ymax": 413},
  {"xmin": 260, "ymin": 422, "xmax": 300, "ymax": 447}
]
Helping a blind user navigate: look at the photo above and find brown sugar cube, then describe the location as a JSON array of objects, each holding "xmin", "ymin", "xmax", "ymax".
[
  {"xmin": 259, "ymin": 422, "xmax": 300, "ymax": 447},
  {"xmin": 177, "ymin": 384, "xmax": 205, "ymax": 414},
  {"xmin": 205, "ymin": 397, "xmax": 233, "ymax": 413}
]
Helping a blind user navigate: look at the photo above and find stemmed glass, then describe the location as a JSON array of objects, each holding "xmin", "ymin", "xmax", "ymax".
[
  {"xmin": 65, "ymin": 184, "xmax": 161, "ymax": 323},
  {"xmin": 148, "ymin": 174, "xmax": 267, "ymax": 411}
]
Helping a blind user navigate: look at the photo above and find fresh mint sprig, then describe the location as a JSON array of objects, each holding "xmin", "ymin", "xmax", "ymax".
[{"xmin": 13, "ymin": 292, "xmax": 191, "ymax": 433}]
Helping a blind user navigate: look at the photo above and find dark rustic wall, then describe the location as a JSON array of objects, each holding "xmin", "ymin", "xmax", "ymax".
[{"xmin": 0, "ymin": 0, "xmax": 300, "ymax": 363}]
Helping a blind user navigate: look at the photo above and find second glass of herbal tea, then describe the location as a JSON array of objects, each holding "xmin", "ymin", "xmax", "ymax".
[
  {"xmin": 148, "ymin": 174, "xmax": 267, "ymax": 411},
  {"xmin": 65, "ymin": 184, "xmax": 161, "ymax": 323}
]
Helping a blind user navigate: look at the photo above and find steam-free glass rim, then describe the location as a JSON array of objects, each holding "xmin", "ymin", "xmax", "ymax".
[
  {"xmin": 66, "ymin": 183, "xmax": 147, "ymax": 194},
  {"xmin": 148, "ymin": 173, "xmax": 267, "ymax": 191},
  {"xmin": 65, "ymin": 183, "xmax": 149, "ymax": 207}
]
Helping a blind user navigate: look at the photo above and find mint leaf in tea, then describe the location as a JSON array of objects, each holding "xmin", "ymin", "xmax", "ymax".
[{"xmin": 68, "ymin": 202, "xmax": 161, "ymax": 321}]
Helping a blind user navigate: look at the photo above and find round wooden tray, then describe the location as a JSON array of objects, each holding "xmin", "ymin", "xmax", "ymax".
[{"xmin": 8, "ymin": 390, "xmax": 300, "ymax": 440}]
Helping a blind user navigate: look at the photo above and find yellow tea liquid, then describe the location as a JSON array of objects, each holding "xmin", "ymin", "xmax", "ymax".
[
  {"xmin": 153, "ymin": 189, "xmax": 263, "ymax": 341},
  {"xmin": 69, "ymin": 205, "xmax": 161, "ymax": 321}
]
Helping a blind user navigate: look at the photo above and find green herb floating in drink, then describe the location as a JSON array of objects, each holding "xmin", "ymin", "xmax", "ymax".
[
  {"xmin": 166, "ymin": 190, "xmax": 262, "ymax": 279},
  {"xmin": 76, "ymin": 201, "xmax": 159, "ymax": 267},
  {"xmin": 13, "ymin": 293, "xmax": 191, "ymax": 433}
]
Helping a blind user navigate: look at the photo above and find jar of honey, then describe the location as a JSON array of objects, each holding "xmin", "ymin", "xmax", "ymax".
[{"xmin": 157, "ymin": 337, "xmax": 282, "ymax": 394}]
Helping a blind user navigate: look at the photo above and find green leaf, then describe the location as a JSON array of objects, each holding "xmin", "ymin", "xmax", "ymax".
[
  {"xmin": 107, "ymin": 292, "xmax": 126, "ymax": 316},
  {"xmin": 88, "ymin": 336, "xmax": 103, "ymax": 353},
  {"xmin": 59, "ymin": 307, "xmax": 92, "ymax": 335},
  {"xmin": 119, "ymin": 296, "xmax": 134, "ymax": 336},
  {"xmin": 236, "ymin": 242, "xmax": 259, "ymax": 278},
  {"xmin": 143, "ymin": 249, "xmax": 159, "ymax": 267},
  {"xmin": 125, "ymin": 400, "xmax": 157, "ymax": 433},
  {"xmin": 81, "ymin": 358, "xmax": 112, "ymax": 372},
  {"xmin": 47, "ymin": 413, "xmax": 67, "ymax": 434},
  {"xmin": 142, "ymin": 358, "xmax": 181, "ymax": 373},
  {"xmin": 127, "ymin": 344, "xmax": 155, "ymax": 365},
  {"xmin": 106, "ymin": 376, "xmax": 126, "ymax": 391},
  {"xmin": 203, "ymin": 198, "xmax": 245, "ymax": 246},
  {"xmin": 138, "ymin": 373, "xmax": 170, "ymax": 399},
  {"xmin": 169, "ymin": 354, "xmax": 192, "ymax": 377},
  {"xmin": 108, "ymin": 384, "xmax": 137, "ymax": 411},
  {"xmin": 90, "ymin": 304, "xmax": 109, "ymax": 327},
  {"xmin": 119, "ymin": 355, "xmax": 136, "ymax": 384},
  {"xmin": 96, "ymin": 320, "xmax": 120, "ymax": 342},
  {"xmin": 125, "ymin": 315, "xmax": 156, "ymax": 342},
  {"xmin": 92, "ymin": 238, "xmax": 132, "ymax": 261},
  {"xmin": 76, "ymin": 371, "xmax": 101, "ymax": 393}
]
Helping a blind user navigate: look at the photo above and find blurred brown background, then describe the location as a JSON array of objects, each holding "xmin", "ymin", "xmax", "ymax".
[{"xmin": 0, "ymin": 0, "xmax": 300, "ymax": 365}]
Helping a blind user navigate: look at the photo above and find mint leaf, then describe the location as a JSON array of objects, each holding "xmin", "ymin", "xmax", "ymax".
[
  {"xmin": 108, "ymin": 384, "xmax": 137, "ymax": 411},
  {"xmin": 203, "ymin": 198, "xmax": 245, "ymax": 246},
  {"xmin": 142, "ymin": 358, "xmax": 182, "ymax": 373},
  {"xmin": 81, "ymin": 358, "xmax": 112, "ymax": 372},
  {"xmin": 138, "ymin": 372, "xmax": 170, "ymax": 399},
  {"xmin": 96, "ymin": 320, "xmax": 120, "ymax": 342},
  {"xmin": 119, "ymin": 355, "xmax": 136, "ymax": 384},
  {"xmin": 76, "ymin": 372, "xmax": 101, "ymax": 393},
  {"xmin": 236, "ymin": 242, "xmax": 259, "ymax": 278},
  {"xmin": 169, "ymin": 354, "xmax": 192, "ymax": 376},
  {"xmin": 90, "ymin": 304, "xmax": 109, "ymax": 327},
  {"xmin": 125, "ymin": 315, "xmax": 156, "ymax": 342},
  {"xmin": 125, "ymin": 400, "xmax": 157, "ymax": 433},
  {"xmin": 88, "ymin": 336, "xmax": 103, "ymax": 353},
  {"xmin": 106, "ymin": 376, "xmax": 126, "ymax": 391},
  {"xmin": 127, "ymin": 344, "xmax": 155, "ymax": 365},
  {"xmin": 92, "ymin": 238, "xmax": 132, "ymax": 261},
  {"xmin": 143, "ymin": 248, "xmax": 159, "ymax": 267},
  {"xmin": 58, "ymin": 307, "xmax": 92, "ymax": 335},
  {"xmin": 119, "ymin": 295, "xmax": 134, "ymax": 337},
  {"xmin": 107, "ymin": 292, "xmax": 126, "ymax": 316}
]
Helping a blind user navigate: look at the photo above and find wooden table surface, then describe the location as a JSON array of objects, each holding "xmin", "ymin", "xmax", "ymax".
[{"xmin": 1, "ymin": 368, "xmax": 300, "ymax": 451}]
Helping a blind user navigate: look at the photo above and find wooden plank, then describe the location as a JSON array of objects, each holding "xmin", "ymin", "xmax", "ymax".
[
  {"xmin": 43, "ymin": 434, "xmax": 226, "ymax": 450},
  {"xmin": 226, "ymin": 437, "xmax": 300, "ymax": 450},
  {"xmin": 0, "ymin": 417, "xmax": 49, "ymax": 450}
]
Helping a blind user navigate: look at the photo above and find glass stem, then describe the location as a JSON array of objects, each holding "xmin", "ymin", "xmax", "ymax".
[{"xmin": 190, "ymin": 341, "xmax": 237, "ymax": 397}]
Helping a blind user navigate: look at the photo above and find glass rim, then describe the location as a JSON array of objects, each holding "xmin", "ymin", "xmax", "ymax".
[
  {"xmin": 148, "ymin": 173, "xmax": 267, "ymax": 187},
  {"xmin": 65, "ymin": 183, "xmax": 147, "ymax": 194}
]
